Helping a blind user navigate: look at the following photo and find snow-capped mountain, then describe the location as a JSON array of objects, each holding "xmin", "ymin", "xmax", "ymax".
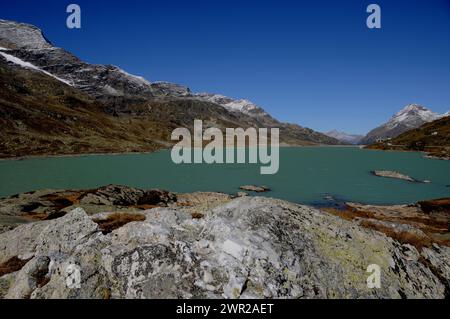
[
  {"xmin": 0, "ymin": 18, "xmax": 341, "ymax": 154},
  {"xmin": 0, "ymin": 20, "xmax": 283, "ymax": 122},
  {"xmin": 361, "ymin": 104, "xmax": 445, "ymax": 144},
  {"xmin": 390, "ymin": 104, "xmax": 441, "ymax": 125},
  {"xmin": 0, "ymin": 19, "xmax": 164, "ymax": 106},
  {"xmin": 0, "ymin": 20, "xmax": 277, "ymax": 119},
  {"xmin": 325, "ymin": 130, "xmax": 364, "ymax": 145}
]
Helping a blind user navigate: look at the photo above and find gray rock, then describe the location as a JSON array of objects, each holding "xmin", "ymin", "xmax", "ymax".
[
  {"xmin": 0, "ymin": 19, "xmax": 52, "ymax": 50},
  {"xmin": 237, "ymin": 192, "xmax": 248, "ymax": 197},
  {"xmin": 239, "ymin": 185, "xmax": 270, "ymax": 193},
  {"xmin": 0, "ymin": 197, "xmax": 448, "ymax": 299},
  {"xmin": 5, "ymin": 256, "xmax": 50, "ymax": 299},
  {"xmin": 150, "ymin": 82, "xmax": 191, "ymax": 97},
  {"xmin": 80, "ymin": 185, "xmax": 176, "ymax": 207},
  {"xmin": 371, "ymin": 170, "xmax": 425, "ymax": 183}
]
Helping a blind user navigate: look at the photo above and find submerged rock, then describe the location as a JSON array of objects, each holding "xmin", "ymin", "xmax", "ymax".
[{"xmin": 0, "ymin": 196, "xmax": 448, "ymax": 299}]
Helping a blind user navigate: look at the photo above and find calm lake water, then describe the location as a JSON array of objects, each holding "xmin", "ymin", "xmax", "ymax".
[{"xmin": 0, "ymin": 147, "xmax": 449, "ymax": 205}]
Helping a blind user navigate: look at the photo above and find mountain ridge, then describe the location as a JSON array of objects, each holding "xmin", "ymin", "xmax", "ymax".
[
  {"xmin": 360, "ymin": 104, "xmax": 447, "ymax": 144},
  {"xmin": 0, "ymin": 19, "xmax": 340, "ymax": 158},
  {"xmin": 324, "ymin": 130, "xmax": 364, "ymax": 145},
  {"xmin": 366, "ymin": 115, "xmax": 450, "ymax": 159}
]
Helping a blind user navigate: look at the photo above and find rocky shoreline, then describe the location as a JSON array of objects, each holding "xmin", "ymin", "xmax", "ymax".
[
  {"xmin": 0, "ymin": 150, "xmax": 163, "ymax": 162},
  {"xmin": 0, "ymin": 185, "xmax": 449, "ymax": 299},
  {"xmin": 366, "ymin": 145, "xmax": 450, "ymax": 161}
]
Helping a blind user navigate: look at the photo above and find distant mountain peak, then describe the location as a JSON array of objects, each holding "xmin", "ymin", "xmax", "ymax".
[
  {"xmin": 325, "ymin": 130, "xmax": 363, "ymax": 144},
  {"xmin": 361, "ymin": 104, "xmax": 445, "ymax": 144},
  {"xmin": 399, "ymin": 103, "xmax": 427, "ymax": 111},
  {"xmin": 390, "ymin": 104, "xmax": 440, "ymax": 126}
]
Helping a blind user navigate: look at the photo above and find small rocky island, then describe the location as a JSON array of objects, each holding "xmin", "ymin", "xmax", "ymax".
[
  {"xmin": 0, "ymin": 185, "xmax": 449, "ymax": 299},
  {"xmin": 371, "ymin": 170, "xmax": 429, "ymax": 183},
  {"xmin": 239, "ymin": 185, "xmax": 271, "ymax": 193}
]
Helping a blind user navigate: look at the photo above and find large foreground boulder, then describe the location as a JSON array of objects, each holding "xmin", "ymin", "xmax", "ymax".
[{"xmin": 0, "ymin": 197, "xmax": 448, "ymax": 299}]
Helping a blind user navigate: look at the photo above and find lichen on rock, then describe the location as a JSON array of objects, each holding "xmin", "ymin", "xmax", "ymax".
[{"xmin": 0, "ymin": 196, "xmax": 448, "ymax": 299}]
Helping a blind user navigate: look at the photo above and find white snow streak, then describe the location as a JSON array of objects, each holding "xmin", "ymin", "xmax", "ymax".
[{"xmin": 0, "ymin": 51, "xmax": 72, "ymax": 86}]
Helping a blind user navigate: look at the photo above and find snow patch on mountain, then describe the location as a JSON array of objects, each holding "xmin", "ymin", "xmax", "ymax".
[
  {"xmin": 224, "ymin": 99, "xmax": 259, "ymax": 112},
  {"xmin": 195, "ymin": 93, "xmax": 270, "ymax": 117},
  {"xmin": 116, "ymin": 67, "xmax": 151, "ymax": 87},
  {"xmin": 0, "ymin": 50, "xmax": 72, "ymax": 86}
]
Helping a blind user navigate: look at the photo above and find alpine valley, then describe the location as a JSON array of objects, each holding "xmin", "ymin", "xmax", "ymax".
[
  {"xmin": 1, "ymin": 19, "xmax": 448, "ymax": 158},
  {"xmin": 0, "ymin": 19, "xmax": 339, "ymax": 159},
  {"xmin": 0, "ymin": 19, "xmax": 449, "ymax": 300}
]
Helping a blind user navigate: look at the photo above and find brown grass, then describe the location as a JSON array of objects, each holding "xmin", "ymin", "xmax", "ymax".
[
  {"xmin": 102, "ymin": 288, "xmax": 111, "ymax": 300},
  {"xmin": 32, "ymin": 266, "xmax": 50, "ymax": 288},
  {"xmin": 394, "ymin": 216, "xmax": 449, "ymax": 234},
  {"xmin": 358, "ymin": 220, "xmax": 449, "ymax": 251},
  {"xmin": 133, "ymin": 204, "xmax": 159, "ymax": 210},
  {"xmin": 24, "ymin": 212, "xmax": 50, "ymax": 221},
  {"xmin": 323, "ymin": 205, "xmax": 449, "ymax": 232},
  {"xmin": 323, "ymin": 206, "xmax": 450, "ymax": 250},
  {"xmin": 40, "ymin": 192, "xmax": 82, "ymax": 207},
  {"xmin": 93, "ymin": 212, "xmax": 146, "ymax": 235},
  {"xmin": 21, "ymin": 192, "xmax": 86, "ymax": 222},
  {"xmin": 418, "ymin": 198, "xmax": 450, "ymax": 214},
  {"xmin": 191, "ymin": 212, "xmax": 204, "ymax": 219},
  {"xmin": 322, "ymin": 207, "xmax": 376, "ymax": 221},
  {"xmin": 0, "ymin": 256, "xmax": 32, "ymax": 277}
]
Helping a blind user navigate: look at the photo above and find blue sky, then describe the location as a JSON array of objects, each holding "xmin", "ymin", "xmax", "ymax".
[{"xmin": 1, "ymin": 0, "xmax": 450, "ymax": 134}]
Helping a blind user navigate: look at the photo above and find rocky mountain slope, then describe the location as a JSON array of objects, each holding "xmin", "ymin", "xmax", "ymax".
[
  {"xmin": 0, "ymin": 19, "xmax": 339, "ymax": 158},
  {"xmin": 195, "ymin": 93, "xmax": 275, "ymax": 123},
  {"xmin": 367, "ymin": 115, "xmax": 450, "ymax": 159},
  {"xmin": 360, "ymin": 104, "xmax": 446, "ymax": 145},
  {"xmin": 0, "ymin": 186, "xmax": 448, "ymax": 299},
  {"xmin": 325, "ymin": 130, "xmax": 364, "ymax": 144}
]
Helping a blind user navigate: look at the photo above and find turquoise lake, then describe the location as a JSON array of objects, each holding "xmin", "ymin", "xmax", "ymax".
[{"xmin": 0, "ymin": 147, "xmax": 449, "ymax": 205}]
